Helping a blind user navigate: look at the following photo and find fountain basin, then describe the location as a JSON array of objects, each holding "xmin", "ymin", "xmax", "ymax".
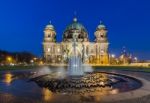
[{"xmin": 31, "ymin": 72, "xmax": 142, "ymax": 94}]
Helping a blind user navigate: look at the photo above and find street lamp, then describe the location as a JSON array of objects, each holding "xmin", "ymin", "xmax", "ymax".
[
  {"xmin": 111, "ymin": 54, "xmax": 115, "ymax": 58},
  {"xmin": 110, "ymin": 54, "xmax": 116, "ymax": 65},
  {"xmin": 33, "ymin": 57, "xmax": 37, "ymax": 61},
  {"xmin": 134, "ymin": 57, "xmax": 138, "ymax": 62},
  {"xmin": 6, "ymin": 56, "xmax": 13, "ymax": 63}
]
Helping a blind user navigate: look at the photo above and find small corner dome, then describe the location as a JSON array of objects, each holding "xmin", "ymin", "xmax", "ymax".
[
  {"xmin": 97, "ymin": 21, "xmax": 106, "ymax": 30},
  {"xmin": 46, "ymin": 24, "xmax": 54, "ymax": 28},
  {"xmin": 45, "ymin": 21, "xmax": 55, "ymax": 30}
]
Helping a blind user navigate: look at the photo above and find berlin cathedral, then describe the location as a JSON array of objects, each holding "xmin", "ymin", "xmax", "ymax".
[{"xmin": 43, "ymin": 17, "xmax": 109, "ymax": 65}]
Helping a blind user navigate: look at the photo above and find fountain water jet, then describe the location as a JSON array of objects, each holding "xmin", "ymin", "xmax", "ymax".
[{"xmin": 67, "ymin": 31, "xmax": 84, "ymax": 76}]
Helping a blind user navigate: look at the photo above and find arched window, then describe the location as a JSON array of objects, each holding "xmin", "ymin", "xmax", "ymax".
[
  {"xmin": 101, "ymin": 35, "xmax": 104, "ymax": 38},
  {"xmin": 48, "ymin": 35, "xmax": 50, "ymax": 38},
  {"xmin": 48, "ymin": 48, "xmax": 50, "ymax": 52}
]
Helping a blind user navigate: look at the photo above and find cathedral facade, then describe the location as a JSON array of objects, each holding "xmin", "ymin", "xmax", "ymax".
[{"xmin": 43, "ymin": 17, "xmax": 109, "ymax": 65}]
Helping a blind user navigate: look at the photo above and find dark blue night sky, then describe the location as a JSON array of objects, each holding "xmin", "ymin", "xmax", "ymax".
[{"xmin": 0, "ymin": 0, "xmax": 150, "ymax": 60}]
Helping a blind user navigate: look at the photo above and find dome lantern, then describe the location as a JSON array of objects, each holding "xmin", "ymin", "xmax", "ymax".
[{"xmin": 73, "ymin": 17, "xmax": 77, "ymax": 22}]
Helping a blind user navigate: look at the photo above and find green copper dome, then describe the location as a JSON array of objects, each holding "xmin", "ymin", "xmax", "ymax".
[
  {"xmin": 65, "ymin": 17, "xmax": 87, "ymax": 32},
  {"xmin": 46, "ymin": 24, "xmax": 54, "ymax": 28},
  {"xmin": 45, "ymin": 21, "xmax": 55, "ymax": 30},
  {"xmin": 63, "ymin": 17, "xmax": 88, "ymax": 42},
  {"xmin": 97, "ymin": 21, "xmax": 106, "ymax": 30}
]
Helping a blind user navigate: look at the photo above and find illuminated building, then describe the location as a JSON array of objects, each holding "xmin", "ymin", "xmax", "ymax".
[{"xmin": 43, "ymin": 17, "xmax": 109, "ymax": 65}]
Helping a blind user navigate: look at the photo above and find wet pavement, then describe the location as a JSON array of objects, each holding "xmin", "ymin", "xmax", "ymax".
[{"xmin": 0, "ymin": 68, "xmax": 150, "ymax": 103}]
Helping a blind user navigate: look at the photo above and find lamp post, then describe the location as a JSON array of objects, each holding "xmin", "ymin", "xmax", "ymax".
[
  {"xmin": 6, "ymin": 56, "xmax": 13, "ymax": 65},
  {"xmin": 111, "ymin": 54, "xmax": 115, "ymax": 58},
  {"xmin": 110, "ymin": 54, "xmax": 116, "ymax": 65},
  {"xmin": 134, "ymin": 57, "xmax": 138, "ymax": 63}
]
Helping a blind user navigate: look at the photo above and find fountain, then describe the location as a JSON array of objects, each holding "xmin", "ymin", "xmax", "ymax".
[
  {"xmin": 30, "ymin": 32, "xmax": 142, "ymax": 95},
  {"xmin": 67, "ymin": 30, "xmax": 84, "ymax": 76}
]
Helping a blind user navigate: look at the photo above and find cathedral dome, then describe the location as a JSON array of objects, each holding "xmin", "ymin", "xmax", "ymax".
[
  {"xmin": 63, "ymin": 17, "xmax": 88, "ymax": 42},
  {"xmin": 65, "ymin": 18, "xmax": 87, "ymax": 32}
]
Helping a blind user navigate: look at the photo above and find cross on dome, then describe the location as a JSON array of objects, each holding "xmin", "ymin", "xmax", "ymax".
[
  {"xmin": 73, "ymin": 11, "xmax": 78, "ymax": 22},
  {"xmin": 49, "ymin": 20, "xmax": 52, "ymax": 24},
  {"xmin": 100, "ymin": 20, "xmax": 103, "ymax": 24}
]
